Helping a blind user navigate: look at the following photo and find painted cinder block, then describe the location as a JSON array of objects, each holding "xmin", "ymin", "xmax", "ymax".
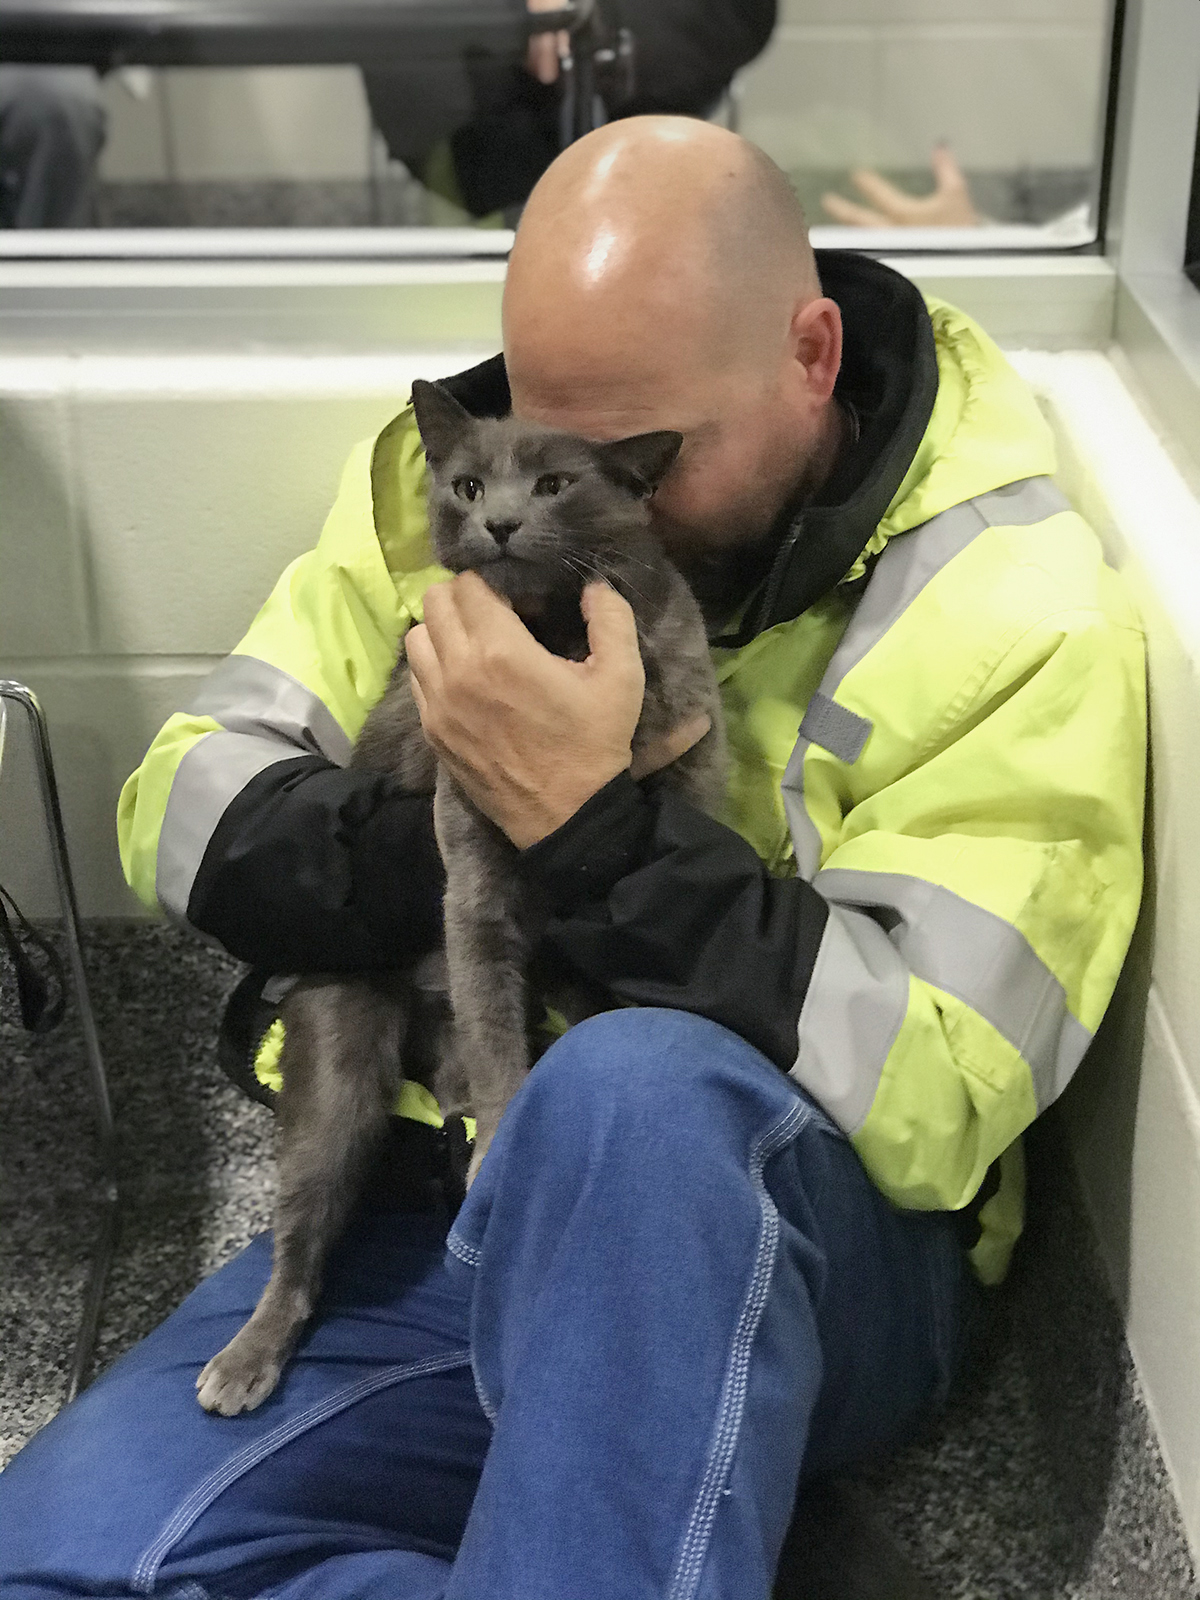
[
  {"xmin": 160, "ymin": 68, "xmax": 372, "ymax": 183},
  {"xmin": 0, "ymin": 394, "xmax": 91, "ymax": 658},
  {"xmin": 0, "ymin": 661, "xmax": 219, "ymax": 919},
  {"xmin": 1015, "ymin": 348, "xmax": 1200, "ymax": 1559},
  {"xmin": 777, "ymin": 0, "xmax": 1104, "ymax": 26},
  {"xmin": 876, "ymin": 27, "xmax": 1106, "ymax": 170},
  {"xmin": 98, "ymin": 71, "xmax": 169, "ymax": 183},
  {"xmin": 737, "ymin": 31, "xmax": 879, "ymax": 171},
  {"xmin": 1014, "ymin": 349, "xmax": 1200, "ymax": 1104},
  {"xmin": 73, "ymin": 392, "xmax": 407, "ymax": 657},
  {"xmin": 742, "ymin": 21, "xmax": 1106, "ymax": 175}
]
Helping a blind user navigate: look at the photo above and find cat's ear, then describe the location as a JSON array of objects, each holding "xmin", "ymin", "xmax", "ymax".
[
  {"xmin": 411, "ymin": 379, "xmax": 475, "ymax": 467},
  {"xmin": 591, "ymin": 431, "xmax": 684, "ymax": 497}
]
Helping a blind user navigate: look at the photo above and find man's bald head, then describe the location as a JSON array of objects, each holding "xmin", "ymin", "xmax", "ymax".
[
  {"xmin": 504, "ymin": 117, "xmax": 820, "ymax": 399},
  {"xmin": 502, "ymin": 116, "xmax": 845, "ymax": 566}
]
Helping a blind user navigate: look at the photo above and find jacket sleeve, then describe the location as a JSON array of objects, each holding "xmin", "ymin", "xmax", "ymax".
[
  {"xmin": 518, "ymin": 590, "xmax": 1146, "ymax": 1235},
  {"xmin": 518, "ymin": 774, "xmax": 830, "ymax": 1070},
  {"xmin": 117, "ymin": 427, "xmax": 449, "ymax": 972}
]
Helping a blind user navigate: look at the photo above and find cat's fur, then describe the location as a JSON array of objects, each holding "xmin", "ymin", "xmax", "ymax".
[{"xmin": 196, "ymin": 380, "xmax": 727, "ymax": 1416}]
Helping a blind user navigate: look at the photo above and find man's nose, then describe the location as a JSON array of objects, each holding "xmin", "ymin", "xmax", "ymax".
[{"xmin": 485, "ymin": 518, "xmax": 521, "ymax": 547}]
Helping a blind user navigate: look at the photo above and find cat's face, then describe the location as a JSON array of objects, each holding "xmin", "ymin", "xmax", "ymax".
[{"xmin": 411, "ymin": 379, "xmax": 682, "ymax": 616}]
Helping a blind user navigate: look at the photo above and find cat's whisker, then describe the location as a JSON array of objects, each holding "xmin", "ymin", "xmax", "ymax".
[{"xmin": 563, "ymin": 552, "xmax": 654, "ymax": 604}]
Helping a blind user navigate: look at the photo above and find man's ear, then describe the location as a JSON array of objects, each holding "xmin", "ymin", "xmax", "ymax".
[
  {"xmin": 591, "ymin": 431, "xmax": 684, "ymax": 497},
  {"xmin": 411, "ymin": 379, "xmax": 475, "ymax": 466}
]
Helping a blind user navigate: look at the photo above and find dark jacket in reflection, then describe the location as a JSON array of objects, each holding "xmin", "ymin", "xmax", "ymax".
[{"xmin": 363, "ymin": 0, "xmax": 777, "ymax": 218}]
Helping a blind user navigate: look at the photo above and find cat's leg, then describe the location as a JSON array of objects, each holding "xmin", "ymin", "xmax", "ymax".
[
  {"xmin": 196, "ymin": 975, "xmax": 407, "ymax": 1416},
  {"xmin": 645, "ymin": 720, "xmax": 728, "ymax": 813},
  {"xmin": 434, "ymin": 776, "xmax": 530, "ymax": 1184}
]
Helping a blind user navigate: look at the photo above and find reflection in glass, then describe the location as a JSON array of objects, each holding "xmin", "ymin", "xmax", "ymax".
[{"xmin": 0, "ymin": 0, "xmax": 1111, "ymax": 246}]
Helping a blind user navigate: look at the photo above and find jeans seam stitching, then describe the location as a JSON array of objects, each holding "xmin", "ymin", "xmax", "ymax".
[
  {"xmin": 446, "ymin": 1229, "xmax": 482, "ymax": 1267},
  {"xmin": 130, "ymin": 1348, "xmax": 472, "ymax": 1594},
  {"xmin": 665, "ymin": 1098, "xmax": 811, "ymax": 1600},
  {"xmin": 470, "ymin": 1347, "xmax": 500, "ymax": 1425}
]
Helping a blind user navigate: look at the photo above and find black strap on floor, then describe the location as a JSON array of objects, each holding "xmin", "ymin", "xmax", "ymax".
[{"xmin": 0, "ymin": 882, "xmax": 66, "ymax": 1034}]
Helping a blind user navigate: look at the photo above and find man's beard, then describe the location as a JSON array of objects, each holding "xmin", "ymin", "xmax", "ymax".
[
  {"xmin": 669, "ymin": 528, "xmax": 785, "ymax": 629},
  {"xmin": 651, "ymin": 404, "xmax": 855, "ymax": 629},
  {"xmin": 653, "ymin": 473, "xmax": 810, "ymax": 629}
]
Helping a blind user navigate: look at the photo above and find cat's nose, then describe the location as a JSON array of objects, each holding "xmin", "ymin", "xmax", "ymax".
[{"xmin": 485, "ymin": 518, "xmax": 521, "ymax": 548}]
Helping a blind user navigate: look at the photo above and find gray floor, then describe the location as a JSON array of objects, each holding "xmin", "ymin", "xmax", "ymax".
[{"xmin": 1, "ymin": 919, "xmax": 1197, "ymax": 1599}]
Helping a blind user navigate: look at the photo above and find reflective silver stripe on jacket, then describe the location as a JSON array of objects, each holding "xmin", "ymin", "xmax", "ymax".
[
  {"xmin": 156, "ymin": 656, "xmax": 354, "ymax": 919},
  {"xmin": 784, "ymin": 476, "xmax": 1075, "ymax": 1127},
  {"xmin": 815, "ymin": 868, "xmax": 1092, "ymax": 1113},
  {"xmin": 187, "ymin": 654, "xmax": 353, "ymax": 766},
  {"xmin": 790, "ymin": 906, "xmax": 911, "ymax": 1133},
  {"xmin": 157, "ymin": 732, "xmax": 302, "ymax": 918},
  {"xmin": 781, "ymin": 475, "xmax": 1072, "ymax": 881}
]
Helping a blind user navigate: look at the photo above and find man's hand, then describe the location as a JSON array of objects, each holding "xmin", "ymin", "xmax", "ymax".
[
  {"xmin": 525, "ymin": 0, "xmax": 570, "ymax": 85},
  {"xmin": 407, "ymin": 576, "xmax": 654, "ymax": 849},
  {"xmin": 821, "ymin": 144, "xmax": 981, "ymax": 229}
]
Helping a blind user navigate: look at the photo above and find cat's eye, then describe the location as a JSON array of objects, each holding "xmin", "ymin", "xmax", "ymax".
[
  {"xmin": 453, "ymin": 476, "xmax": 484, "ymax": 503},
  {"xmin": 532, "ymin": 473, "xmax": 574, "ymax": 497}
]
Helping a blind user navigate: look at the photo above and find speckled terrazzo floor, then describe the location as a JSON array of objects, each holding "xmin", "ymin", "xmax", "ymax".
[{"xmin": 1, "ymin": 920, "xmax": 1197, "ymax": 1599}]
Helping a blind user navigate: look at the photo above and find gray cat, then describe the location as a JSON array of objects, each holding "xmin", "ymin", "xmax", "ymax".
[{"xmin": 196, "ymin": 379, "xmax": 727, "ymax": 1416}]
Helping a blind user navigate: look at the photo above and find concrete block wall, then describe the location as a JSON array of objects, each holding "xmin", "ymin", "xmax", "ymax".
[
  {"xmin": 739, "ymin": 0, "xmax": 1110, "ymax": 173},
  {"xmin": 99, "ymin": 67, "xmax": 374, "ymax": 184},
  {"xmin": 1010, "ymin": 348, "xmax": 1200, "ymax": 1558},
  {"xmin": 0, "ymin": 346, "xmax": 492, "ymax": 919}
]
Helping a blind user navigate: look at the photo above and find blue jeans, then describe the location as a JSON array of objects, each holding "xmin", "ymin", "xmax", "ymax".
[{"xmin": 0, "ymin": 1010, "xmax": 968, "ymax": 1600}]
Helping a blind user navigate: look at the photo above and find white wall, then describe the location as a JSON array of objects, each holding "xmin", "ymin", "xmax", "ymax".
[
  {"xmin": 1010, "ymin": 348, "xmax": 1200, "ymax": 1560},
  {"xmin": 0, "ymin": 347, "xmax": 493, "ymax": 917},
  {"xmin": 727, "ymin": 0, "xmax": 1109, "ymax": 174},
  {"xmin": 99, "ymin": 68, "xmax": 373, "ymax": 184}
]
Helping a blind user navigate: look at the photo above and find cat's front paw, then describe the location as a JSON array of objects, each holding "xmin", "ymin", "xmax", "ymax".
[{"xmin": 196, "ymin": 1332, "xmax": 285, "ymax": 1416}]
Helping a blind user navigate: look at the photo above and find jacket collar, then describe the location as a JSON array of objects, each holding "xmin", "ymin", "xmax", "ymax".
[{"xmin": 438, "ymin": 250, "xmax": 939, "ymax": 646}]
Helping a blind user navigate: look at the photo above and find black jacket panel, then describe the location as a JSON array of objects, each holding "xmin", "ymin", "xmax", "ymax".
[
  {"xmin": 519, "ymin": 773, "xmax": 829, "ymax": 1071},
  {"xmin": 187, "ymin": 756, "xmax": 444, "ymax": 973}
]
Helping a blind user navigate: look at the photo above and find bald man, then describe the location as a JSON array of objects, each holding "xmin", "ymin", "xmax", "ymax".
[{"xmin": 2, "ymin": 120, "xmax": 1145, "ymax": 1600}]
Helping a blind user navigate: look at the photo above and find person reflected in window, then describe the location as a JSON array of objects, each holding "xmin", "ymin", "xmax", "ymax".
[
  {"xmin": 0, "ymin": 67, "xmax": 106, "ymax": 228},
  {"xmin": 363, "ymin": 0, "xmax": 776, "ymax": 219},
  {"xmin": 821, "ymin": 142, "xmax": 1092, "ymax": 235}
]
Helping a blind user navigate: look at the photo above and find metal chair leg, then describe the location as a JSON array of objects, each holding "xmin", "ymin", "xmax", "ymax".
[{"xmin": 0, "ymin": 681, "xmax": 121, "ymax": 1406}]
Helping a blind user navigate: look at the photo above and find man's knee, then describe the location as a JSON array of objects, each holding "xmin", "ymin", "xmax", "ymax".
[{"xmin": 519, "ymin": 1006, "xmax": 791, "ymax": 1143}]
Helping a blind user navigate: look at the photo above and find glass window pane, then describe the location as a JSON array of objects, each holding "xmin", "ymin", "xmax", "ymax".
[{"xmin": 0, "ymin": 0, "xmax": 1115, "ymax": 249}]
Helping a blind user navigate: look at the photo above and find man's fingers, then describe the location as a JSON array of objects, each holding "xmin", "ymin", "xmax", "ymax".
[
  {"xmin": 930, "ymin": 143, "xmax": 980, "ymax": 222},
  {"xmin": 931, "ymin": 142, "xmax": 968, "ymax": 193},
  {"xmin": 580, "ymin": 581, "xmax": 642, "ymax": 669},
  {"xmin": 419, "ymin": 578, "xmax": 473, "ymax": 661},
  {"xmin": 404, "ymin": 622, "xmax": 441, "ymax": 704},
  {"xmin": 525, "ymin": 0, "xmax": 566, "ymax": 82},
  {"xmin": 848, "ymin": 167, "xmax": 917, "ymax": 220},
  {"xmin": 629, "ymin": 713, "xmax": 712, "ymax": 781},
  {"xmin": 446, "ymin": 569, "xmax": 519, "ymax": 628},
  {"xmin": 426, "ymin": 572, "xmax": 528, "ymax": 668},
  {"xmin": 821, "ymin": 191, "xmax": 890, "ymax": 228},
  {"xmin": 526, "ymin": 31, "xmax": 561, "ymax": 82}
]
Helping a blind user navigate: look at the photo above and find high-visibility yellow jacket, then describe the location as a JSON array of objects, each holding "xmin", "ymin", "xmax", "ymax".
[{"xmin": 118, "ymin": 252, "xmax": 1146, "ymax": 1282}]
